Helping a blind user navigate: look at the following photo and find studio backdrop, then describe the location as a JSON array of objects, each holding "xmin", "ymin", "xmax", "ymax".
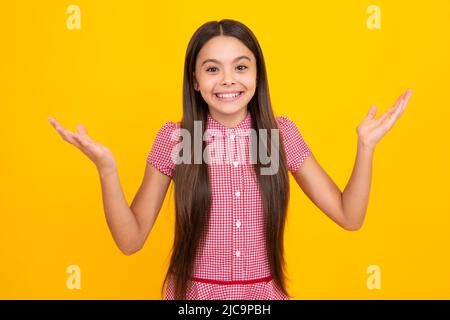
[{"xmin": 0, "ymin": 0, "xmax": 449, "ymax": 299}]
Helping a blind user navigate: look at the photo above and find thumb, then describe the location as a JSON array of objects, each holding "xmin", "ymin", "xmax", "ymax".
[
  {"xmin": 366, "ymin": 105, "xmax": 377, "ymax": 120},
  {"xmin": 76, "ymin": 123, "xmax": 88, "ymax": 135}
]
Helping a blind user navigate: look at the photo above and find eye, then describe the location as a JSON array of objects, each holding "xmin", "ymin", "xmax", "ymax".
[
  {"xmin": 237, "ymin": 65, "xmax": 248, "ymax": 71},
  {"xmin": 206, "ymin": 66, "xmax": 218, "ymax": 72}
]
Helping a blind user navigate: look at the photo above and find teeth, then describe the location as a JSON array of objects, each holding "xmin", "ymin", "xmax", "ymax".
[{"xmin": 216, "ymin": 92, "xmax": 241, "ymax": 99}]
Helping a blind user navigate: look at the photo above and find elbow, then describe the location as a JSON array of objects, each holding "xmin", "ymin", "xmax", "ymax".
[
  {"xmin": 340, "ymin": 206, "xmax": 365, "ymax": 231},
  {"xmin": 119, "ymin": 241, "xmax": 143, "ymax": 256},
  {"xmin": 120, "ymin": 246, "xmax": 141, "ymax": 256},
  {"xmin": 342, "ymin": 219, "xmax": 364, "ymax": 231},
  {"xmin": 343, "ymin": 224, "xmax": 362, "ymax": 231}
]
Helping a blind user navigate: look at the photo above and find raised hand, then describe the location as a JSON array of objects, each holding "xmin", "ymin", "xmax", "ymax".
[
  {"xmin": 48, "ymin": 117, "xmax": 117, "ymax": 176},
  {"xmin": 356, "ymin": 89, "xmax": 412, "ymax": 150}
]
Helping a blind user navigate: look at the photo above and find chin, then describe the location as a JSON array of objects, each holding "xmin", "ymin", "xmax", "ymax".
[{"xmin": 210, "ymin": 105, "xmax": 247, "ymax": 116}]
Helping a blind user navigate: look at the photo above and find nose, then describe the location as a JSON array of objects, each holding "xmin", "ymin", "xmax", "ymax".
[{"xmin": 220, "ymin": 69, "xmax": 236, "ymax": 86}]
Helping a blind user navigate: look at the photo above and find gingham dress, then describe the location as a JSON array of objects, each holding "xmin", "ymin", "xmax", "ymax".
[{"xmin": 147, "ymin": 111, "xmax": 311, "ymax": 300}]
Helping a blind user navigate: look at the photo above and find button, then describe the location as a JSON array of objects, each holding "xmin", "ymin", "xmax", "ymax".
[
  {"xmin": 230, "ymin": 133, "xmax": 236, "ymax": 140},
  {"xmin": 233, "ymin": 161, "xmax": 239, "ymax": 167},
  {"xmin": 235, "ymin": 251, "xmax": 241, "ymax": 257},
  {"xmin": 235, "ymin": 191, "xmax": 240, "ymax": 197},
  {"xmin": 236, "ymin": 220, "xmax": 241, "ymax": 228}
]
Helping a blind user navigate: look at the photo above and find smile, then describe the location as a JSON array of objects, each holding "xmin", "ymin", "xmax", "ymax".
[{"xmin": 214, "ymin": 91, "xmax": 244, "ymax": 102}]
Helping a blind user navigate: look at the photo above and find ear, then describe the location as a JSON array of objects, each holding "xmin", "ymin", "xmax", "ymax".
[{"xmin": 193, "ymin": 72, "xmax": 199, "ymax": 91}]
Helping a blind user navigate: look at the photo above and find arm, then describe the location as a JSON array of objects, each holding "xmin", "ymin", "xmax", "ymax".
[
  {"xmin": 340, "ymin": 141, "xmax": 374, "ymax": 230},
  {"xmin": 48, "ymin": 116, "xmax": 171, "ymax": 256},
  {"xmin": 291, "ymin": 143, "xmax": 371, "ymax": 231},
  {"xmin": 99, "ymin": 164, "xmax": 171, "ymax": 255},
  {"xmin": 291, "ymin": 89, "xmax": 411, "ymax": 231},
  {"xmin": 291, "ymin": 152, "xmax": 353, "ymax": 230}
]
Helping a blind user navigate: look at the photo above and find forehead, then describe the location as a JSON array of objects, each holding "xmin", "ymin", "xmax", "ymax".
[{"xmin": 196, "ymin": 36, "xmax": 255, "ymax": 65}]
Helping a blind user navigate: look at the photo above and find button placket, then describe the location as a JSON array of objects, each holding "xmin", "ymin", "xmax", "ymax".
[
  {"xmin": 230, "ymin": 129, "xmax": 236, "ymax": 141},
  {"xmin": 202, "ymin": 112, "xmax": 276, "ymax": 285},
  {"xmin": 230, "ymin": 128, "xmax": 244, "ymax": 279},
  {"xmin": 232, "ymin": 130, "xmax": 241, "ymax": 168}
]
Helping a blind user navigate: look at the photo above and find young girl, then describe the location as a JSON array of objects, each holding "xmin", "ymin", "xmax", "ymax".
[{"xmin": 48, "ymin": 19, "xmax": 412, "ymax": 300}]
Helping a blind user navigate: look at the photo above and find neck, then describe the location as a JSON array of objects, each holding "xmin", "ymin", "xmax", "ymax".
[{"xmin": 208, "ymin": 108, "xmax": 249, "ymax": 128}]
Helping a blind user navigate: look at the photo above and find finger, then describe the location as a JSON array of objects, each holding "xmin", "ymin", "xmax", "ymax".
[
  {"xmin": 395, "ymin": 88, "xmax": 412, "ymax": 117},
  {"xmin": 52, "ymin": 123, "xmax": 72, "ymax": 141},
  {"xmin": 49, "ymin": 117, "xmax": 88, "ymax": 145},
  {"xmin": 382, "ymin": 98, "xmax": 407, "ymax": 130},
  {"xmin": 76, "ymin": 125, "xmax": 96, "ymax": 145},
  {"xmin": 404, "ymin": 88, "xmax": 412, "ymax": 100},
  {"xmin": 73, "ymin": 132, "xmax": 90, "ymax": 148},
  {"xmin": 66, "ymin": 131, "xmax": 83, "ymax": 148},
  {"xmin": 376, "ymin": 108, "xmax": 394, "ymax": 125},
  {"xmin": 48, "ymin": 116, "xmax": 63, "ymax": 128},
  {"xmin": 77, "ymin": 129, "xmax": 95, "ymax": 144},
  {"xmin": 366, "ymin": 105, "xmax": 378, "ymax": 120},
  {"xmin": 398, "ymin": 91, "xmax": 411, "ymax": 118},
  {"xmin": 48, "ymin": 117, "xmax": 60, "ymax": 130},
  {"xmin": 76, "ymin": 123, "xmax": 88, "ymax": 135},
  {"xmin": 48, "ymin": 118, "xmax": 80, "ymax": 145},
  {"xmin": 375, "ymin": 91, "xmax": 406, "ymax": 124},
  {"xmin": 399, "ymin": 88, "xmax": 412, "ymax": 114},
  {"xmin": 392, "ymin": 91, "xmax": 406, "ymax": 110},
  {"xmin": 48, "ymin": 117, "xmax": 69, "ymax": 136},
  {"xmin": 49, "ymin": 117, "xmax": 97, "ymax": 148},
  {"xmin": 387, "ymin": 91, "xmax": 407, "ymax": 116}
]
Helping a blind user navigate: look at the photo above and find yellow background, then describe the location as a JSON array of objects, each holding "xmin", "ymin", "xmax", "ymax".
[{"xmin": 1, "ymin": 0, "xmax": 449, "ymax": 299}]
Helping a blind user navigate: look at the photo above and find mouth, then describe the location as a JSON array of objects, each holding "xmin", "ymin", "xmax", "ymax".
[{"xmin": 214, "ymin": 91, "xmax": 244, "ymax": 103}]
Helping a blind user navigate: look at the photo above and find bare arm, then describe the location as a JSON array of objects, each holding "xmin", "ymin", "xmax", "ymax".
[
  {"xmin": 291, "ymin": 89, "xmax": 411, "ymax": 231},
  {"xmin": 99, "ymin": 164, "xmax": 171, "ymax": 255},
  {"xmin": 291, "ymin": 146, "xmax": 372, "ymax": 231},
  {"xmin": 128, "ymin": 164, "xmax": 172, "ymax": 253},
  {"xmin": 340, "ymin": 142, "xmax": 374, "ymax": 230},
  {"xmin": 291, "ymin": 152, "xmax": 351, "ymax": 230},
  {"xmin": 48, "ymin": 117, "xmax": 171, "ymax": 255}
]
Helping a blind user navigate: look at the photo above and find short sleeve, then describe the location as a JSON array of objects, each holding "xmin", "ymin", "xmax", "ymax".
[
  {"xmin": 146, "ymin": 121, "xmax": 180, "ymax": 178},
  {"xmin": 277, "ymin": 116, "xmax": 312, "ymax": 172}
]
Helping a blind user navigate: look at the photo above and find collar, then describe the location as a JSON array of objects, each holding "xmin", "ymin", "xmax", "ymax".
[{"xmin": 206, "ymin": 111, "xmax": 252, "ymax": 137}]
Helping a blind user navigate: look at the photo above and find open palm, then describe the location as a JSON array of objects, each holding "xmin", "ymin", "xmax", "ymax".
[
  {"xmin": 357, "ymin": 89, "xmax": 412, "ymax": 149},
  {"xmin": 48, "ymin": 117, "xmax": 117, "ymax": 174}
]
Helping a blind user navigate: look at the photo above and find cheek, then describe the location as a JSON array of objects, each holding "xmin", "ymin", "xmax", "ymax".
[
  {"xmin": 244, "ymin": 69, "xmax": 257, "ymax": 86},
  {"xmin": 243, "ymin": 75, "xmax": 257, "ymax": 92},
  {"xmin": 199, "ymin": 78, "xmax": 216, "ymax": 93}
]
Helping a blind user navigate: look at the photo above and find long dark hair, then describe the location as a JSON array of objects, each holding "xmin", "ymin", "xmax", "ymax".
[{"xmin": 161, "ymin": 19, "xmax": 292, "ymax": 299}]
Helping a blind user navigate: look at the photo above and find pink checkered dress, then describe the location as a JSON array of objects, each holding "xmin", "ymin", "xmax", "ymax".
[{"xmin": 147, "ymin": 111, "xmax": 311, "ymax": 300}]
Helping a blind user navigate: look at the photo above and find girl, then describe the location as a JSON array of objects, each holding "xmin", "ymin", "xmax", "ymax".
[{"xmin": 48, "ymin": 19, "xmax": 412, "ymax": 300}]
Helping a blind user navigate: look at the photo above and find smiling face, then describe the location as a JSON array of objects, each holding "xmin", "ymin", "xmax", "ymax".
[{"xmin": 193, "ymin": 35, "xmax": 257, "ymax": 126}]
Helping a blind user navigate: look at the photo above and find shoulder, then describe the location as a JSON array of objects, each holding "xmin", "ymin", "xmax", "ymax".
[
  {"xmin": 275, "ymin": 115, "xmax": 292, "ymax": 125},
  {"xmin": 158, "ymin": 120, "xmax": 181, "ymax": 132},
  {"xmin": 147, "ymin": 120, "xmax": 181, "ymax": 178},
  {"xmin": 275, "ymin": 115, "xmax": 311, "ymax": 172},
  {"xmin": 154, "ymin": 120, "xmax": 182, "ymax": 141},
  {"xmin": 275, "ymin": 115, "xmax": 301, "ymax": 137}
]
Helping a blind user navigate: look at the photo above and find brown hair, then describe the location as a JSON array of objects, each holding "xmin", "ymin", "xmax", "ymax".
[{"xmin": 161, "ymin": 19, "xmax": 292, "ymax": 299}]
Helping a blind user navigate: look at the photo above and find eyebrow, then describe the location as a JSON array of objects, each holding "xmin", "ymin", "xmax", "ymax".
[{"xmin": 201, "ymin": 55, "xmax": 251, "ymax": 66}]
